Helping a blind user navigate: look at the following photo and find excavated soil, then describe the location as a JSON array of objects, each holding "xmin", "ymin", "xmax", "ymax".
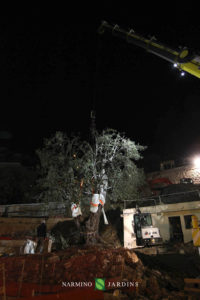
[{"xmin": 0, "ymin": 245, "xmax": 200, "ymax": 299}]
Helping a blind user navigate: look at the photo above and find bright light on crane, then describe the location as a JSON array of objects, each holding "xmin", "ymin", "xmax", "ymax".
[
  {"xmin": 193, "ymin": 157, "xmax": 200, "ymax": 168},
  {"xmin": 173, "ymin": 64, "xmax": 186, "ymax": 78},
  {"xmin": 180, "ymin": 71, "xmax": 185, "ymax": 77}
]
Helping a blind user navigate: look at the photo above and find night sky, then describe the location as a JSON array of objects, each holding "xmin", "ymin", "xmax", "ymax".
[{"xmin": 1, "ymin": 8, "xmax": 200, "ymax": 170}]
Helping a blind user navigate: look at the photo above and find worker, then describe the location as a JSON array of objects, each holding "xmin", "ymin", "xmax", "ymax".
[{"xmin": 36, "ymin": 220, "xmax": 47, "ymax": 253}]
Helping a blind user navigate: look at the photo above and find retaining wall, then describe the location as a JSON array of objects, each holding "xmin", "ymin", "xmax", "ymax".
[{"xmin": 0, "ymin": 217, "xmax": 72, "ymax": 237}]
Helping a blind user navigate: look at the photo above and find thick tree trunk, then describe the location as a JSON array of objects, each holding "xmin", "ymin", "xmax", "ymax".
[
  {"xmin": 74, "ymin": 215, "xmax": 82, "ymax": 230},
  {"xmin": 85, "ymin": 205, "xmax": 102, "ymax": 245},
  {"xmin": 73, "ymin": 205, "xmax": 105, "ymax": 245}
]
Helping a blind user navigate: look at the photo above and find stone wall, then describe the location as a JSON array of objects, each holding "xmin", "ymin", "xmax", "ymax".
[{"xmin": 147, "ymin": 164, "xmax": 200, "ymax": 184}]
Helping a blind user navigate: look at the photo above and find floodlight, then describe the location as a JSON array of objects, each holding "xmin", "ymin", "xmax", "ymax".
[{"xmin": 193, "ymin": 157, "xmax": 200, "ymax": 168}]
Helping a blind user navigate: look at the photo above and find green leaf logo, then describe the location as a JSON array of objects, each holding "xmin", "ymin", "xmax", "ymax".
[{"xmin": 95, "ymin": 278, "xmax": 106, "ymax": 291}]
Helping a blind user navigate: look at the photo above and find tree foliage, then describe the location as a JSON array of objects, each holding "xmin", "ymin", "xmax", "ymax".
[
  {"xmin": 36, "ymin": 129, "xmax": 146, "ymax": 208},
  {"xmin": 36, "ymin": 132, "xmax": 85, "ymax": 203}
]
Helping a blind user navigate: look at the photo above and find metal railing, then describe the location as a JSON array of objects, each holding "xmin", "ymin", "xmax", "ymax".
[{"xmin": 123, "ymin": 189, "xmax": 200, "ymax": 209}]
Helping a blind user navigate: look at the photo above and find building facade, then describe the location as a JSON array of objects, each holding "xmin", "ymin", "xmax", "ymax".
[
  {"xmin": 147, "ymin": 163, "xmax": 200, "ymax": 185},
  {"xmin": 122, "ymin": 200, "xmax": 200, "ymax": 249}
]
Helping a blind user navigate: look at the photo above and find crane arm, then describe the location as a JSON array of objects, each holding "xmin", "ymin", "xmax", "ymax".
[{"xmin": 98, "ymin": 21, "xmax": 200, "ymax": 79}]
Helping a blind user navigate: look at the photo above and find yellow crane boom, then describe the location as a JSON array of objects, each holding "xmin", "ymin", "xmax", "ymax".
[{"xmin": 98, "ymin": 21, "xmax": 200, "ymax": 79}]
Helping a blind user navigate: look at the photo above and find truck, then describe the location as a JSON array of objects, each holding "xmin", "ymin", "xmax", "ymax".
[{"xmin": 98, "ymin": 20, "xmax": 200, "ymax": 79}]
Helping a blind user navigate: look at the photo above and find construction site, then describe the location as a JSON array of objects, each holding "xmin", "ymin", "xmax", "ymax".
[
  {"xmin": 0, "ymin": 188, "xmax": 200, "ymax": 300},
  {"xmin": 0, "ymin": 157, "xmax": 200, "ymax": 299},
  {"xmin": 1, "ymin": 146, "xmax": 200, "ymax": 300}
]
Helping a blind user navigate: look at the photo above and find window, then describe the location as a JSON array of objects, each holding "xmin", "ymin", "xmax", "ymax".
[
  {"xmin": 184, "ymin": 215, "xmax": 192, "ymax": 229},
  {"xmin": 139, "ymin": 214, "xmax": 152, "ymax": 227},
  {"xmin": 134, "ymin": 214, "xmax": 152, "ymax": 227}
]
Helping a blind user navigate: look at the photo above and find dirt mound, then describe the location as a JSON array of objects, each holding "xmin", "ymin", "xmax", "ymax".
[
  {"xmin": 0, "ymin": 246, "xmax": 197, "ymax": 299},
  {"xmin": 1, "ymin": 247, "xmax": 141, "ymax": 284}
]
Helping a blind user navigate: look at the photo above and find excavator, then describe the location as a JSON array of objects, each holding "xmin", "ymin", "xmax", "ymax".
[{"xmin": 98, "ymin": 21, "xmax": 200, "ymax": 79}]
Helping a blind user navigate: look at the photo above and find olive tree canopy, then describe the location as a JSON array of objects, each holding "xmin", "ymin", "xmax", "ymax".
[{"xmin": 36, "ymin": 129, "xmax": 146, "ymax": 208}]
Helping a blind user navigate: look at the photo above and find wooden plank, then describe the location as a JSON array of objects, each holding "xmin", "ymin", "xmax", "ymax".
[
  {"xmin": 0, "ymin": 240, "xmax": 24, "ymax": 247},
  {"xmin": 184, "ymin": 278, "xmax": 200, "ymax": 283},
  {"xmin": 184, "ymin": 287, "xmax": 200, "ymax": 293},
  {"xmin": 18, "ymin": 259, "xmax": 25, "ymax": 298},
  {"xmin": 184, "ymin": 277, "xmax": 200, "ymax": 294},
  {"xmin": 0, "ymin": 263, "xmax": 6, "ymax": 300}
]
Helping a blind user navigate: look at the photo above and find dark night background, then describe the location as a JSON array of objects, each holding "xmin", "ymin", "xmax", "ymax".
[{"xmin": 1, "ymin": 7, "xmax": 200, "ymax": 171}]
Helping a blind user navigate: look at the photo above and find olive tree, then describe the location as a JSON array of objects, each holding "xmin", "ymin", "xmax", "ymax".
[
  {"xmin": 36, "ymin": 132, "xmax": 85, "ymax": 203},
  {"xmin": 36, "ymin": 129, "xmax": 146, "ymax": 244}
]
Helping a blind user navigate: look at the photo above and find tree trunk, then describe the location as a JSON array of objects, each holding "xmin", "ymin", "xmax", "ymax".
[
  {"xmin": 85, "ymin": 204, "xmax": 102, "ymax": 245},
  {"xmin": 73, "ymin": 205, "xmax": 106, "ymax": 245}
]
